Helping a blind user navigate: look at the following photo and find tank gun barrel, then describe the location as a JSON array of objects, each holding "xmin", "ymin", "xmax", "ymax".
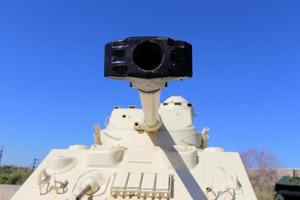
[
  {"xmin": 139, "ymin": 90, "xmax": 160, "ymax": 129},
  {"xmin": 104, "ymin": 36, "xmax": 192, "ymax": 132}
]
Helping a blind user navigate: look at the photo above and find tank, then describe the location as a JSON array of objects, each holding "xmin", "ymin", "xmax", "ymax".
[
  {"xmin": 11, "ymin": 36, "xmax": 257, "ymax": 200},
  {"xmin": 274, "ymin": 175, "xmax": 300, "ymax": 200}
]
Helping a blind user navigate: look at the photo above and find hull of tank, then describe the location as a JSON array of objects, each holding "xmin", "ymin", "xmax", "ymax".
[{"xmin": 12, "ymin": 147, "xmax": 256, "ymax": 200}]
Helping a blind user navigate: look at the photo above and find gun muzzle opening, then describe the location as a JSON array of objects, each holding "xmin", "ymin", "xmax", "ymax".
[{"xmin": 133, "ymin": 41, "xmax": 163, "ymax": 71}]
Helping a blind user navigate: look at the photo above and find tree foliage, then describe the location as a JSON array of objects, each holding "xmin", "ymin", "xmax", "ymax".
[
  {"xmin": 0, "ymin": 165, "xmax": 31, "ymax": 185},
  {"xmin": 241, "ymin": 149, "xmax": 282, "ymax": 200},
  {"xmin": 241, "ymin": 149, "xmax": 281, "ymax": 169}
]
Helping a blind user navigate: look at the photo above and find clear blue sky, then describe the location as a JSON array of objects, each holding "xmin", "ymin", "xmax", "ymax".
[{"xmin": 0, "ymin": 1, "xmax": 299, "ymax": 167}]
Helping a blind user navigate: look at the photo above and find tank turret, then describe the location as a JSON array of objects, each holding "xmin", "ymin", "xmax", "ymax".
[{"xmin": 274, "ymin": 174, "xmax": 300, "ymax": 200}]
